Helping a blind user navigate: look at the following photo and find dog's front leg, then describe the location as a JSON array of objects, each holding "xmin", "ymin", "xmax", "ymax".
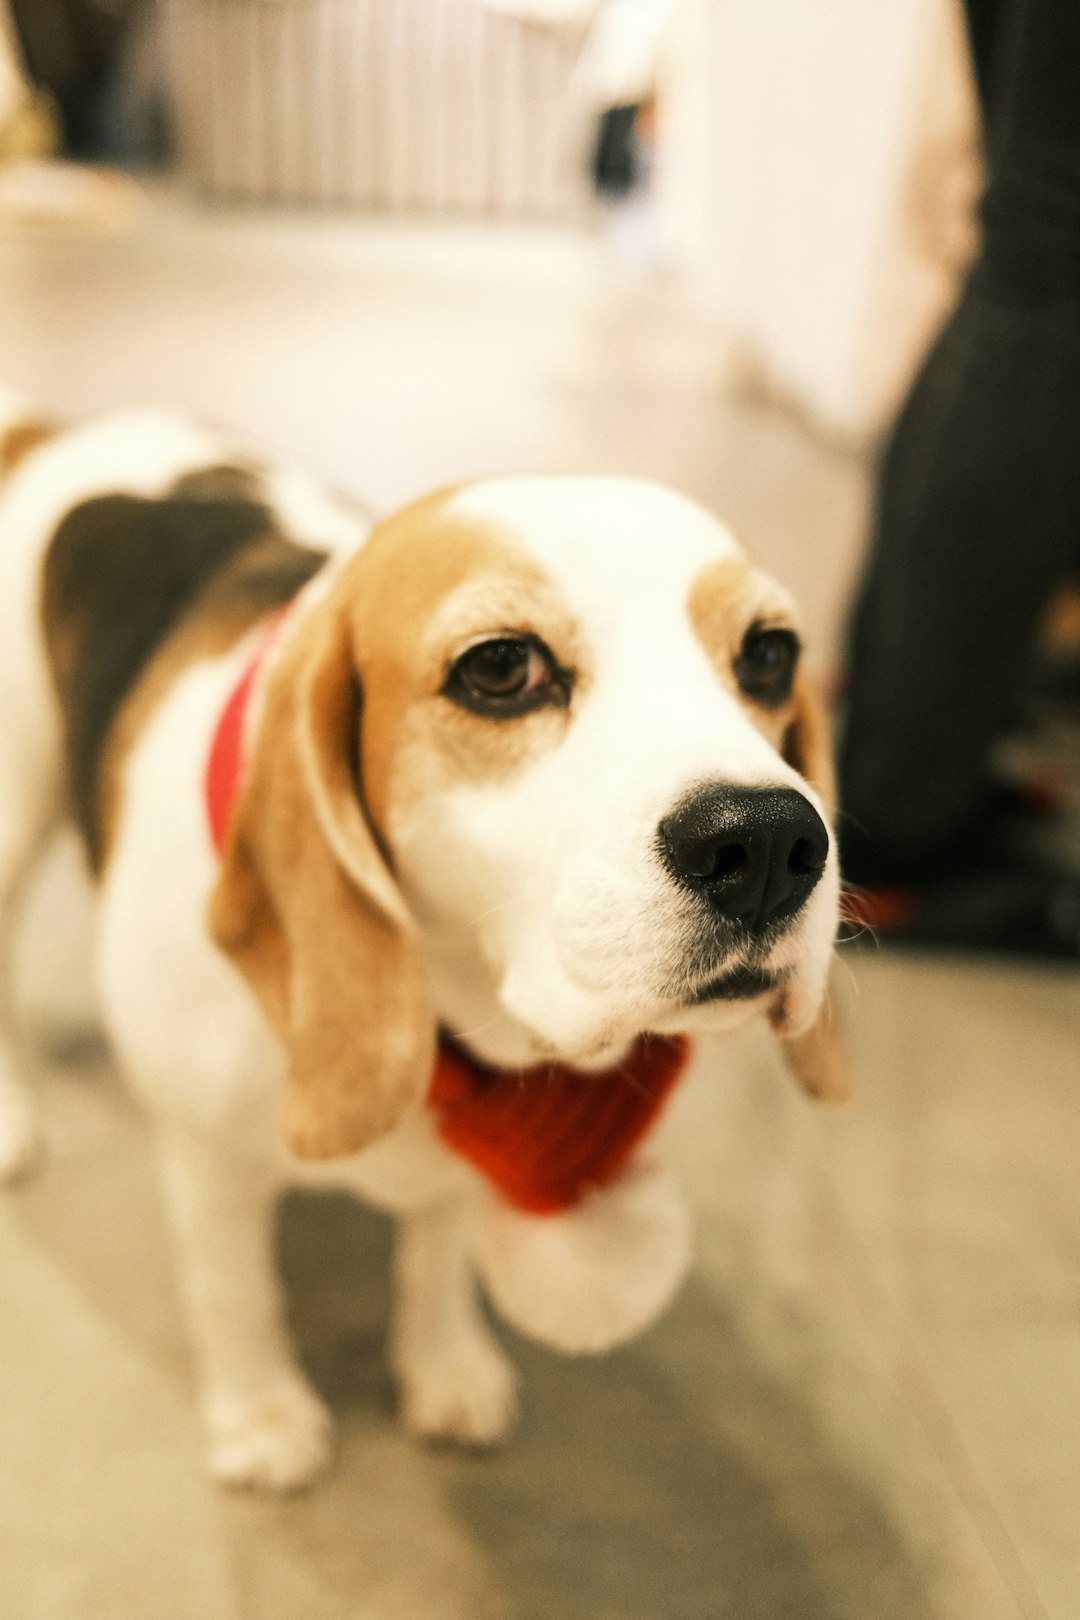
[
  {"xmin": 391, "ymin": 1194, "xmax": 519, "ymax": 1447},
  {"xmin": 157, "ymin": 1127, "xmax": 333, "ymax": 1491}
]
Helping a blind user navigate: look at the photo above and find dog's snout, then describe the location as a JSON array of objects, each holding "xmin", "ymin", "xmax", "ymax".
[{"xmin": 659, "ymin": 785, "xmax": 829, "ymax": 930}]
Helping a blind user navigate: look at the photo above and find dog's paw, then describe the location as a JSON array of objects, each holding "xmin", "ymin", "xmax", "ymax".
[
  {"xmin": 399, "ymin": 1337, "xmax": 520, "ymax": 1448},
  {"xmin": 0, "ymin": 1093, "xmax": 44, "ymax": 1186},
  {"xmin": 205, "ymin": 1380, "xmax": 334, "ymax": 1492}
]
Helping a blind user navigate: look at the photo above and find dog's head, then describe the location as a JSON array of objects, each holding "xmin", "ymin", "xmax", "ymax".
[{"xmin": 211, "ymin": 477, "xmax": 843, "ymax": 1159}]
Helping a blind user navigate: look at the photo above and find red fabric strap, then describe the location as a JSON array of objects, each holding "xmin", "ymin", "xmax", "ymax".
[
  {"xmin": 205, "ymin": 628, "xmax": 691, "ymax": 1213},
  {"xmin": 205, "ymin": 653, "xmax": 261, "ymax": 854},
  {"xmin": 205, "ymin": 616, "xmax": 286, "ymax": 855}
]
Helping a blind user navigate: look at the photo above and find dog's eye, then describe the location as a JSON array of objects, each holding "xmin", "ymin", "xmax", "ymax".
[
  {"xmin": 734, "ymin": 623, "xmax": 800, "ymax": 706},
  {"xmin": 444, "ymin": 635, "xmax": 569, "ymax": 717}
]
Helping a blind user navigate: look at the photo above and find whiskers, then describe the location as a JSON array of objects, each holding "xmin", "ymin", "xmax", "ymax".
[{"xmin": 838, "ymin": 881, "xmax": 883, "ymax": 949}]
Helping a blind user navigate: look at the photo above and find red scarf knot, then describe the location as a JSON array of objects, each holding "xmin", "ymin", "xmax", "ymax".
[{"xmin": 429, "ymin": 1032, "xmax": 689, "ymax": 1215}]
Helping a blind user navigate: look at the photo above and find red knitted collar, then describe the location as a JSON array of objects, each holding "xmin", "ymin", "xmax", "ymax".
[{"xmin": 205, "ymin": 621, "xmax": 690, "ymax": 1214}]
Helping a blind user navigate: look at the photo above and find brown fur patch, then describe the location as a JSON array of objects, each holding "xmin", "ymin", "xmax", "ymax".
[
  {"xmin": 1, "ymin": 418, "xmax": 57, "ymax": 472},
  {"xmin": 687, "ymin": 555, "xmax": 804, "ymax": 753},
  {"xmin": 100, "ymin": 533, "xmax": 327, "ymax": 863},
  {"xmin": 344, "ymin": 490, "xmax": 582, "ymax": 831},
  {"xmin": 686, "ymin": 555, "xmax": 757, "ymax": 676},
  {"xmin": 41, "ymin": 476, "xmax": 325, "ymax": 870},
  {"xmin": 781, "ymin": 671, "xmax": 837, "ymax": 812}
]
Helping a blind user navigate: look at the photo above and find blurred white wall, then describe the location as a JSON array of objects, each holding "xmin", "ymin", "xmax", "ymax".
[{"xmin": 654, "ymin": 0, "xmax": 979, "ymax": 441}]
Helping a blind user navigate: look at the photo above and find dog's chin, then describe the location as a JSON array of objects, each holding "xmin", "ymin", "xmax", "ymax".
[
  {"xmin": 493, "ymin": 929, "xmax": 818, "ymax": 1070},
  {"xmin": 683, "ymin": 962, "xmax": 782, "ymax": 1005},
  {"xmin": 495, "ymin": 981, "xmax": 776, "ymax": 1072},
  {"xmin": 650, "ymin": 956, "xmax": 803, "ymax": 1041}
]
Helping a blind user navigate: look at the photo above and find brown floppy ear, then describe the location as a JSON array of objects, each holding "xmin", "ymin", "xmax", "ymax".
[
  {"xmin": 208, "ymin": 597, "xmax": 434, "ymax": 1159},
  {"xmin": 771, "ymin": 992, "xmax": 850, "ymax": 1104},
  {"xmin": 775, "ymin": 668, "xmax": 850, "ymax": 1104}
]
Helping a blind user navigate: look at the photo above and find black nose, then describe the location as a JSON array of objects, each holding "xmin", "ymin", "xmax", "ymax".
[{"xmin": 659, "ymin": 785, "xmax": 829, "ymax": 931}]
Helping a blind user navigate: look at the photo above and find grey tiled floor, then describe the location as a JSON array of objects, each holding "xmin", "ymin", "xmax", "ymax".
[{"xmin": 0, "ymin": 196, "xmax": 1077, "ymax": 1620}]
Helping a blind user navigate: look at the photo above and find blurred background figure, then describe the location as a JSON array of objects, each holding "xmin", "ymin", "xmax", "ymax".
[
  {"xmin": 838, "ymin": 0, "xmax": 1080, "ymax": 957},
  {"xmin": 7, "ymin": 0, "xmax": 147, "ymax": 160},
  {"xmin": 0, "ymin": 0, "xmax": 149, "ymax": 223}
]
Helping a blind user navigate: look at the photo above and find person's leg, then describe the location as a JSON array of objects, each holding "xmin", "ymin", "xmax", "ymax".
[
  {"xmin": 962, "ymin": 0, "xmax": 1011, "ymax": 126},
  {"xmin": 839, "ymin": 0, "xmax": 1080, "ymax": 885}
]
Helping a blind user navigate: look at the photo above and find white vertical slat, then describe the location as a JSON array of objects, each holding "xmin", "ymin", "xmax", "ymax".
[
  {"xmin": 277, "ymin": 2, "xmax": 309, "ymax": 203},
  {"xmin": 401, "ymin": 0, "xmax": 425, "ymax": 208},
  {"xmin": 382, "ymin": 0, "xmax": 409, "ymax": 208},
  {"xmin": 212, "ymin": 3, "xmax": 234, "ymax": 193},
  {"xmin": 423, "ymin": 0, "xmax": 450, "ymax": 208},
  {"xmin": 440, "ymin": 0, "xmax": 469, "ymax": 211},
  {"xmin": 458, "ymin": 0, "xmax": 494, "ymax": 213},
  {"xmin": 219, "ymin": 1, "xmax": 257, "ymax": 197},
  {"xmin": 311, "ymin": 0, "xmax": 339, "ymax": 203},
  {"xmin": 492, "ymin": 9, "xmax": 527, "ymax": 215},
  {"xmin": 208, "ymin": 3, "xmax": 231, "ymax": 194},
  {"xmin": 295, "ymin": 1, "xmax": 321, "ymax": 203},
  {"xmin": 336, "ymin": 0, "xmax": 362, "ymax": 203},
  {"xmin": 339, "ymin": 0, "xmax": 359, "ymax": 202},
  {"xmin": 344, "ymin": 0, "xmax": 378, "ymax": 205},
  {"xmin": 479, "ymin": 2, "xmax": 500, "ymax": 214},
  {"xmin": 252, "ymin": 0, "xmax": 280, "ymax": 198},
  {"xmin": 361, "ymin": 0, "xmax": 384, "ymax": 206},
  {"xmin": 409, "ymin": 0, "xmax": 435, "ymax": 208},
  {"xmin": 171, "ymin": 0, "xmax": 588, "ymax": 219},
  {"xmin": 541, "ymin": 22, "xmax": 584, "ymax": 218},
  {"xmin": 518, "ymin": 11, "xmax": 541, "ymax": 214},
  {"xmin": 257, "ymin": 1, "xmax": 280, "ymax": 200},
  {"xmin": 487, "ymin": 9, "xmax": 507, "ymax": 214},
  {"xmin": 233, "ymin": 0, "xmax": 260, "ymax": 193},
  {"xmin": 184, "ymin": 0, "xmax": 209, "ymax": 190}
]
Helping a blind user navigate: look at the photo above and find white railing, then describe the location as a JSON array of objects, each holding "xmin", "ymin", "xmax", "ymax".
[{"xmin": 165, "ymin": 0, "xmax": 589, "ymax": 218}]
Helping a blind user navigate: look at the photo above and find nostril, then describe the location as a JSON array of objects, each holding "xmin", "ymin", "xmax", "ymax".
[
  {"xmin": 787, "ymin": 836, "xmax": 822, "ymax": 878},
  {"xmin": 677, "ymin": 840, "xmax": 748, "ymax": 881},
  {"xmin": 712, "ymin": 842, "xmax": 748, "ymax": 879}
]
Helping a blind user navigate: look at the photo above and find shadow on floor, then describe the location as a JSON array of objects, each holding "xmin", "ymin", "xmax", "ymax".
[
  {"xmin": 278, "ymin": 1190, "xmax": 941, "ymax": 1620},
  {"xmin": 14, "ymin": 1141, "xmax": 945, "ymax": 1620}
]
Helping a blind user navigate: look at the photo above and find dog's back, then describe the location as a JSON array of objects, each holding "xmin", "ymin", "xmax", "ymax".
[
  {"xmin": 41, "ymin": 467, "xmax": 326, "ymax": 869},
  {"xmin": 0, "ymin": 401, "xmax": 365, "ymax": 861},
  {"xmin": 0, "ymin": 398, "xmax": 367, "ymax": 1179}
]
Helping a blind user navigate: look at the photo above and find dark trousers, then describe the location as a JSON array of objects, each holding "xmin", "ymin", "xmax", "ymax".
[{"xmin": 838, "ymin": 0, "xmax": 1080, "ymax": 873}]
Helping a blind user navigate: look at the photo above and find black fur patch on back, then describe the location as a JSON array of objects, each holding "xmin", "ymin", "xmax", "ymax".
[{"xmin": 42, "ymin": 471, "xmax": 327, "ymax": 867}]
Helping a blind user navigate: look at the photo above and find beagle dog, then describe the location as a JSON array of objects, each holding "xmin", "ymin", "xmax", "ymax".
[{"xmin": 0, "ymin": 387, "xmax": 845, "ymax": 1491}]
